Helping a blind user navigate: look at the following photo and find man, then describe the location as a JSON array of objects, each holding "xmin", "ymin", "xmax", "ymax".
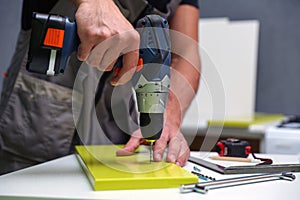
[{"xmin": 0, "ymin": 0, "xmax": 200, "ymax": 174}]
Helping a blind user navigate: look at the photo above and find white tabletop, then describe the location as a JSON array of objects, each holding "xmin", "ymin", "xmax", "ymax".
[{"xmin": 0, "ymin": 152, "xmax": 299, "ymax": 200}]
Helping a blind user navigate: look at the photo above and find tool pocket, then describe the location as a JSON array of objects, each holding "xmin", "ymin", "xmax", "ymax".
[{"xmin": 0, "ymin": 72, "xmax": 75, "ymax": 163}]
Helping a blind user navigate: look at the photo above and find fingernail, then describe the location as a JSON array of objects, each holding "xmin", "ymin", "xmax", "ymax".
[
  {"xmin": 77, "ymin": 55, "xmax": 83, "ymax": 61},
  {"xmin": 169, "ymin": 154, "xmax": 176, "ymax": 163},
  {"xmin": 77, "ymin": 52, "xmax": 85, "ymax": 61},
  {"xmin": 110, "ymin": 80, "xmax": 118, "ymax": 86},
  {"xmin": 175, "ymin": 162, "xmax": 181, "ymax": 166},
  {"xmin": 154, "ymin": 153, "xmax": 162, "ymax": 161}
]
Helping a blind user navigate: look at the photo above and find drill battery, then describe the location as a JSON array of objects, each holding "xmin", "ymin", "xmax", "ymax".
[{"xmin": 216, "ymin": 138, "xmax": 251, "ymax": 158}]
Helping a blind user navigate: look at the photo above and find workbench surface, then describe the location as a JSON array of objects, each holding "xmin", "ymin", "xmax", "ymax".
[{"xmin": 0, "ymin": 152, "xmax": 299, "ymax": 200}]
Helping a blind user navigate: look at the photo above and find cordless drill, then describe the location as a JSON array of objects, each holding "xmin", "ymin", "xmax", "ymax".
[{"xmin": 26, "ymin": 13, "xmax": 171, "ymax": 160}]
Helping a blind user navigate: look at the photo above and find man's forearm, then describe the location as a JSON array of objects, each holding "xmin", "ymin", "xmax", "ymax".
[
  {"xmin": 171, "ymin": 56, "xmax": 200, "ymax": 108},
  {"xmin": 167, "ymin": 5, "xmax": 201, "ymax": 126}
]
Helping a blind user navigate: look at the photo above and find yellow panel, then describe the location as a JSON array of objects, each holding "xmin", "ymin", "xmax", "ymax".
[
  {"xmin": 208, "ymin": 112, "xmax": 284, "ymax": 127},
  {"xmin": 75, "ymin": 145, "xmax": 198, "ymax": 190}
]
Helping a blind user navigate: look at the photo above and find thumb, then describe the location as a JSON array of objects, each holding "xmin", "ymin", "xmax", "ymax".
[{"xmin": 116, "ymin": 130, "xmax": 144, "ymax": 156}]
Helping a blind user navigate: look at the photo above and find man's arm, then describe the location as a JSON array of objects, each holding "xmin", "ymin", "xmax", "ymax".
[
  {"xmin": 70, "ymin": 0, "xmax": 140, "ymax": 85},
  {"xmin": 168, "ymin": 4, "xmax": 200, "ymax": 115}
]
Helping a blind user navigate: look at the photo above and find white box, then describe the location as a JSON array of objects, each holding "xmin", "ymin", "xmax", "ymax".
[{"xmin": 265, "ymin": 124, "xmax": 300, "ymax": 155}]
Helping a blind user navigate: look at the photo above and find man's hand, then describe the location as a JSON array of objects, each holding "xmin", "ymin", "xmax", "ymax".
[
  {"xmin": 72, "ymin": 0, "xmax": 140, "ymax": 85},
  {"xmin": 116, "ymin": 124, "xmax": 190, "ymax": 167},
  {"xmin": 153, "ymin": 125, "xmax": 190, "ymax": 166}
]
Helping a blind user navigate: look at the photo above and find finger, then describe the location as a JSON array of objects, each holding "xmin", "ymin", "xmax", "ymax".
[
  {"xmin": 85, "ymin": 33, "xmax": 118, "ymax": 69},
  {"xmin": 86, "ymin": 39, "xmax": 118, "ymax": 69},
  {"xmin": 175, "ymin": 146, "xmax": 190, "ymax": 167},
  {"xmin": 166, "ymin": 135, "xmax": 181, "ymax": 164},
  {"xmin": 77, "ymin": 42, "xmax": 94, "ymax": 61},
  {"xmin": 110, "ymin": 50, "xmax": 139, "ymax": 85},
  {"xmin": 85, "ymin": 43, "xmax": 106, "ymax": 67},
  {"xmin": 153, "ymin": 133, "xmax": 169, "ymax": 162},
  {"xmin": 161, "ymin": 124, "xmax": 191, "ymax": 166},
  {"xmin": 116, "ymin": 130, "xmax": 144, "ymax": 156},
  {"xmin": 98, "ymin": 42, "xmax": 122, "ymax": 71},
  {"xmin": 103, "ymin": 58, "xmax": 118, "ymax": 74},
  {"xmin": 100, "ymin": 49, "xmax": 121, "ymax": 70}
]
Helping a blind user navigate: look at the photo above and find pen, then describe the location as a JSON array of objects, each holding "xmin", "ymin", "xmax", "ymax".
[{"xmin": 210, "ymin": 156, "xmax": 252, "ymax": 162}]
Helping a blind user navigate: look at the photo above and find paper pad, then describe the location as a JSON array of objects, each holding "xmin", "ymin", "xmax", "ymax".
[{"xmin": 75, "ymin": 145, "xmax": 197, "ymax": 190}]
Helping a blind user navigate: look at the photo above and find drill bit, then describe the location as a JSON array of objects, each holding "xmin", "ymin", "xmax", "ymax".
[
  {"xmin": 150, "ymin": 142, "xmax": 153, "ymax": 163},
  {"xmin": 147, "ymin": 140, "xmax": 155, "ymax": 163}
]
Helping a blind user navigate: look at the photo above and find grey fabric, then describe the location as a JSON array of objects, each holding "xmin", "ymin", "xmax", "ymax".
[
  {"xmin": 113, "ymin": 0, "xmax": 148, "ymax": 24},
  {"xmin": 97, "ymin": 73, "xmax": 139, "ymax": 143},
  {"xmin": 72, "ymin": 63, "xmax": 138, "ymax": 145},
  {"xmin": 114, "ymin": 0, "xmax": 181, "ymax": 24},
  {"xmin": 0, "ymin": 72, "xmax": 75, "ymax": 162},
  {"xmin": 51, "ymin": 0, "xmax": 76, "ymax": 19},
  {"xmin": 0, "ymin": 29, "xmax": 76, "ymax": 172},
  {"xmin": 151, "ymin": 0, "xmax": 182, "ymax": 21}
]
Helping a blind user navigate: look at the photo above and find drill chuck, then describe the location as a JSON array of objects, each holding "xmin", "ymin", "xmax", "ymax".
[{"xmin": 139, "ymin": 113, "xmax": 163, "ymax": 140}]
